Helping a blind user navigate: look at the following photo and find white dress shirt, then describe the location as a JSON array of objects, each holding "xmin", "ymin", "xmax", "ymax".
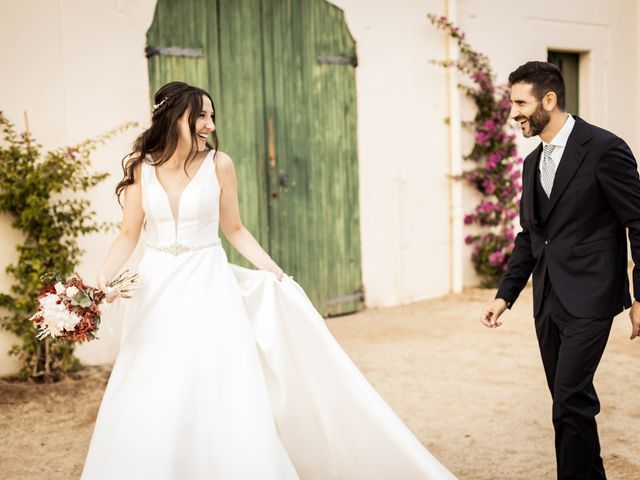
[{"xmin": 539, "ymin": 114, "xmax": 576, "ymax": 174}]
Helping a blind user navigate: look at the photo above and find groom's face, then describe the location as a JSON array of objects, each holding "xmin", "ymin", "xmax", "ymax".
[{"xmin": 510, "ymin": 82, "xmax": 550, "ymax": 138}]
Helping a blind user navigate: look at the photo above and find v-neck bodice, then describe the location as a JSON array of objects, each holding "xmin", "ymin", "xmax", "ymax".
[{"xmin": 141, "ymin": 150, "xmax": 220, "ymax": 247}]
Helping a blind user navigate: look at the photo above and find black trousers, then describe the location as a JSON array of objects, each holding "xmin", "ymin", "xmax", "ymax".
[{"xmin": 535, "ymin": 281, "xmax": 612, "ymax": 480}]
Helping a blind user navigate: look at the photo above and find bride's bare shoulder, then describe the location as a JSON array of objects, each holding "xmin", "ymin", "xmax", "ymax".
[{"xmin": 214, "ymin": 151, "xmax": 235, "ymax": 173}]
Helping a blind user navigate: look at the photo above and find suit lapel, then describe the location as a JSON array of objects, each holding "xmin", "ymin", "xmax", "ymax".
[
  {"xmin": 523, "ymin": 144, "xmax": 542, "ymax": 225},
  {"xmin": 545, "ymin": 116, "xmax": 591, "ymax": 218}
]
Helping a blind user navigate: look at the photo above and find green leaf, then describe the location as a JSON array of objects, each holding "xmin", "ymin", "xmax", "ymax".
[
  {"xmin": 71, "ymin": 292, "xmax": 92, "ymax": 308},
  {"xmin": 0, "ymin": 111, "xmax": 136, "ymax": 380},
  {"xmin": 40, "ymin": 272, "xmax": 61, "ymax": 284}
]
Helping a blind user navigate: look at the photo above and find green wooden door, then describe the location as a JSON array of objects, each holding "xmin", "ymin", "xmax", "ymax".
[
  {"xmin": 260, "ymin": 0, "xmax": 362, "ymax": 315},
  {"xmin": 548, "ymin": 51, "xmax": 579, "ymax": 115},
  {"xmin": 146, "ymin": 0, "xmax": 362, "ymax": 315}
]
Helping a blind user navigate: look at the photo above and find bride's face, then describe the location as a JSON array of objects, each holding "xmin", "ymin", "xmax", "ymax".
[{"xmin": 177, "ymin": 95, "xmax": 216, "ymax": 152}]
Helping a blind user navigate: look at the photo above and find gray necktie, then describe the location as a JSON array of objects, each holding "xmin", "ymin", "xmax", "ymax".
[{"xmin": 541, "ymin": 144, "xmax": 557, "ymax": 197}]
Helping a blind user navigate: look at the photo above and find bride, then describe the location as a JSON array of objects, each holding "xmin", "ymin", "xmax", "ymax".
[{"xmin": 81, "ymin": 81, "xmax": 456, "ymax": 480}]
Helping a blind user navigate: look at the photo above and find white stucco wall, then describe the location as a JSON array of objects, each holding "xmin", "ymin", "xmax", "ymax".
[
  {"xmin": 332, "ymin": 0, "xmax": 453, "ymax": 306},
  {"xmin": 0, "ymin": 0, "xmax": 638, "ymax": 374},
  {"xmin": 335, "ymin": 0, "xmax": 640, "ymax": 296},
  {"xmin": 456, "ymin": 0, "xmax": 640, "ymax": 285},
  {"xmin": 0, "ymin": 0, "xmax": 157, "ymax": 374},
  {"xmin": 458, "ymin": 0, "xmax": 639, "ymax": 152}
]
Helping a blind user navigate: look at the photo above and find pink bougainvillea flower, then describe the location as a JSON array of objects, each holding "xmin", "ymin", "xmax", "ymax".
[
  {"xmin": 488, "ymin": 251, "xmax": 505, "ymax": 267},
  {"xmin": 429, "ymin": 14, "xmax": 520, "ymax": 286},
  {"xmin": 483, "ymin": 178, "xmax": 495, "ymax": 194},
  {"xmin": 478, "ymin": 201, "xmax": 494, "ymax": 213}
]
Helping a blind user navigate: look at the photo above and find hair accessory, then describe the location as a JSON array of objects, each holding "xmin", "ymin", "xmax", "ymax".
[{"xmin": 152, "ymin": 96, "xmax": 169, "ymax": 113}]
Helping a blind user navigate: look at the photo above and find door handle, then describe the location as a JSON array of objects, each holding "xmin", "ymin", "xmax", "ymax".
[
  {"xmin": 279, "ymin": 173, "xmax": 289, "ymax": 187},
  {"xmin": 268, "ymin": 117, "xmax": 276, "ymax": 169}
]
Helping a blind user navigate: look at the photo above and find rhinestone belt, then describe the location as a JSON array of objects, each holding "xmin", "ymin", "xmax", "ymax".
[{"xmin": 146, "ymin": 240, "xmax": 221, "ymax": 257}]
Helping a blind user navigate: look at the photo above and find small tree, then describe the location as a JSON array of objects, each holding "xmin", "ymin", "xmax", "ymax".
[
  {"xmin": 428, "ymin": 14, "xmax": 522, "ymax": 287},
  {"xmin": 0, "ymin": 111, "xmax": 135, "ymax": 380}
]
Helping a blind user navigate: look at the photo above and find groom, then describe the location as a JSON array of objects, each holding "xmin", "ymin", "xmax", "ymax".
[{"xmin": 481, "ymin": 61, "xmax": 640, "ymax": 479}]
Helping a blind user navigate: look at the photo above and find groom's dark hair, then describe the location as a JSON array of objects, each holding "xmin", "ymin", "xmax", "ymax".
[{"xmin": 509, "ymin": 61, "xmax": 566, "ymax": 111}]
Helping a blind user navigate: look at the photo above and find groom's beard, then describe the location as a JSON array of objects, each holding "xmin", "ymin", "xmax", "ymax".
[{"xmin": 516, "ymin": 103, "xmax": 550, "ymax": 138}]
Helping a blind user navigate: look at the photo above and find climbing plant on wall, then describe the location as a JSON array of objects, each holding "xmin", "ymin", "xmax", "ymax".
[
  {"xmin": 0, "ymin": 111, "xmax": 135, "ymax": 380},
  {"xmin": 428, "ymin": 14, "xmax": 522, "ymax": 287}
]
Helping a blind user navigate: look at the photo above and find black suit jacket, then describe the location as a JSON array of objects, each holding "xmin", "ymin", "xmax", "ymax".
[{"xmin": 496, "ymin": 116, "xmax": 640, "ymax": 318}]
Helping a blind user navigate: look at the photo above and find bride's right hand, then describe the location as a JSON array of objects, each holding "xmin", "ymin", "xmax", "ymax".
[{"xmin": 96, "ymin": 271, "xmax": 118, "ymax": 303}]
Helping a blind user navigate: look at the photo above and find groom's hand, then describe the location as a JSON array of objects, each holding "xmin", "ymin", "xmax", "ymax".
[
  {"xmin": 630, "ymin": 301, "xmax": 640, "ymax": 340},
  {"xmin": 481, "ymin": 298, "xmax": 508, "ymax": 328}
]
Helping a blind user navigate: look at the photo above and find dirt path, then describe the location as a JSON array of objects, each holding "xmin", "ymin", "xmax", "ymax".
[{"xmin": 1, "ymin": 286, "xmax": 639, "ymax": 479}]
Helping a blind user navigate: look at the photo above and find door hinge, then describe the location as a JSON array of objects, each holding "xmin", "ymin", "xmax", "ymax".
[
  {"xmin": 322, "ymin": 289, "xmax": 364, "ymax": 307},
  {"xmin": 145, "ymin": 45, "xmax": 205, "ymax": 59},
  {"xmin": 316, "ymin": 55, "xmax": 358, "ymax": 67}
]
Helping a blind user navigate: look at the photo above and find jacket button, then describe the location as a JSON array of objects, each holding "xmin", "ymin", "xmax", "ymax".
[{"xmin": 544, "ymin": 239, "xmax": 550, "ymax": 245}]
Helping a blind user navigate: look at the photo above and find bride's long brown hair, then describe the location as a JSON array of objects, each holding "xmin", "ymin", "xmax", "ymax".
[{"xmin": 115, "ymin": 81, "xmax": 219, "ymax": 203}]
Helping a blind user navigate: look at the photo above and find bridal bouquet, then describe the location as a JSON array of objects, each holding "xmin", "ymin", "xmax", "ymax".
[{"xmin": 29, "ymin": 270, "xmax": 140, "ymax": 342}]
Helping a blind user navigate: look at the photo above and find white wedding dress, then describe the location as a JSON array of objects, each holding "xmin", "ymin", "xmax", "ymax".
[{"xmin": 81, "ymin": 150, "xmax": 455, "ymax": 480}]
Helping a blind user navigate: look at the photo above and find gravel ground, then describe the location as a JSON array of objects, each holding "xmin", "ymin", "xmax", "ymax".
[{"xmin": 1, "ymin": 285, "xmax": 639, "ymax": 479}]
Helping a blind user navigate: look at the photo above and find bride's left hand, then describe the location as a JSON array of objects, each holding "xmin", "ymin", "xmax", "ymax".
[{"xmin": 267, "ymin": 266, "xmax": 284, "ymax": 281}]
